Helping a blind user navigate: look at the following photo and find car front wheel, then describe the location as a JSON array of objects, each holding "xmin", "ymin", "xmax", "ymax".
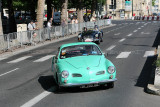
[{"xmin": 108, "ymin": 82, "xmax": 114, "ymax": 88}]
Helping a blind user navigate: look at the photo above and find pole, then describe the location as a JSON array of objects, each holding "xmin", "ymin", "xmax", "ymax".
[{"xmin": 132, "ymin": 0, "xmax": 133, "ymax": 16}]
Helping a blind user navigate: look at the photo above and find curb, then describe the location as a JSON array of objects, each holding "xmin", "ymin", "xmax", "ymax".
[{"xmin": 0, "ymin": 24, "xmax": 116, "ymax": 60}]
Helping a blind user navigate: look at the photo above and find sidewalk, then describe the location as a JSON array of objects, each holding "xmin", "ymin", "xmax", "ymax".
[
  {"xmin": 0, "ymin": 24, "xmax": 116, "ymax": 60},
  {"xmin": 147, "ymin": 46, "xmax": 160, "ymax": 95}
]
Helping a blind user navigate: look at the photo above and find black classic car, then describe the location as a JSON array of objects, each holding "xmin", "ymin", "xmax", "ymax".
[{"xmin": 78, "ymin": 28, "xmax": 103, "ymax": 44}]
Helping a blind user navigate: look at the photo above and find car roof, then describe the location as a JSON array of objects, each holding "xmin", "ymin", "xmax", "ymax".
[{"xmin": 60, "ymin": 42, "xmax": 98, "ymax": 48}]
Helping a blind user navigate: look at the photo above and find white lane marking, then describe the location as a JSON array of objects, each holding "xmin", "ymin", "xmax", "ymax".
[
  {"xmin": 133, "ymin": 30, "xmax": 138, "ymax": 32},
  {"xmin": 7, "ymin": 56, "xmax": 32, "ymax": 63},
  {"xmin": 0, "ymin": 68, "xmax": 19, "ymax": 77},
  {"xmin": 33, "ymin": 55, "xmax": 55, "ymax": 62},
  {"xmin": 143, "ymin": 51, "xmax": 155, "ymax": 57},
  {"xmin": 106, "ymin": 45, "xmax": 116, "ymax": 51},
  {"xmin": 127, "ymin": 33, "xmax": 133, "ymax": 37},
  {"xmin": 141, "ymin": 32, "xmax": 150, "ymax": 35},
  {"xmin": 119, "ymin": 38, "xmax": 126, "ymax": 42},
  {"xmin": 138, "ymin": 28, "xmax": 141, "ymax": 29},
  {"xmin": 114, "ymin": 33, "xmax": 120, "ymax": 35},
  {"xmin": 21, "ymin": 87, "xmax": 55, "ymax": 107},
  {"xmin": 0, "ymin": 57, "xmax": 8, "ymax": 61},
  {"xmin": 116, "ymin": 52, "xmax": 131, "ymax": 59}
]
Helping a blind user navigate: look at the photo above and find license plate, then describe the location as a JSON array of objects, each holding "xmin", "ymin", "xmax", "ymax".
[
  {"xmin": 80, "ymin": 84, "xmax": 99, "ymax": 88},
  {"xmin": 85, "ymin": 38, "xmax": 92, "ymax": 42}
]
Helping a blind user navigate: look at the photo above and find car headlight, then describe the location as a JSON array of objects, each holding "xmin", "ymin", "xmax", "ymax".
[
  {"xmin": 62, "ymin": 70, "xmax": 69, "ymax": 78},
  {"xmin": 107, "ymin": 66, "xmax": 115, "ymax": 74},
  {"xmin": 95, "ymin": 34, "xmax": 98, "ymax": 37}
]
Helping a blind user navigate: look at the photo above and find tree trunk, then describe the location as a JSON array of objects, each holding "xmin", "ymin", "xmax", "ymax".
[
  {"xmin": 36, "ymin": 0, "xmax": 45, "ymax": 29},
  {"xmin": 91, "ymin": 0, "xmax": 96, "ymax": 17},
  {"xmin": 30, "ymin": 0, "xmax": 37, "ymax": 20},
  {"xmin": 47, "ymin": 0, "xmax": 52, "ymax": 21},
  {"xmin": 77, "ymin": 0, "xmax": 83, "ymax": 23},
  {"xmin": 61, "ymin": 0, "xmax": 68, "ymax": 22},
  {"xmin": 0, "ymin": 0, "xmax": 3, "ymax": 35},
  {"xmin": 8, "ymin": 0, "xmax": 16, "ymax": 33}
]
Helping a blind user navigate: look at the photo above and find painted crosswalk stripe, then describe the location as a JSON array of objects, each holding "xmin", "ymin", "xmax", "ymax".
[
  {"xmin": 116, "ymin": 52, "xmax": 131, "ymax": 59},
  {"xmin": 119, "ymin": 38, "xmax": 126, "ymax": 42},
  {"xmin": 143, "ymin": 51, "xmax": 155, "ymax": 57},
  {"xmin": 133, "ymin": 30, "xmax": 137, "ymax": 32},
  {"xmin": 21, "ymin": 87, "xmax": 56, "ymax": 107},
  {"xmin": 106, "ymin": 45, "xmax": 116, "ymax": 51},
  {"xmin": 114, "ymin": 33, "xmax": 120, "ymax": 35},
  {"xmin": 127, "ymin": 33, "xmax": 132, "ymax": 37},
  {"xmin": 0, "ymin": 68, "xmax": 19, "ymax": 77},
  {"xmin": 33, "ymin": 55, "xmax": 55, "ymax": 62},
  {"xmin": 8, "ymin": 56, "xmax": 32, "ymax": 63}
]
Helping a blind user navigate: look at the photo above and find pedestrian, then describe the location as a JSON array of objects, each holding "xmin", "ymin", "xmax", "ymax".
[
  {"xmin": 28, "ymin": 20, "xmax": 36, "ymax": 45},
  {"xmin": 47, "ymin": 18, "xmax": 52, "ymax": 40},
  {"xmin": 61, "ymin": 19, "xmax": 67, "ymax": 36},
  {"xmin": 90, "ymin": 16, "xmax": 96, "ymax": 22}
]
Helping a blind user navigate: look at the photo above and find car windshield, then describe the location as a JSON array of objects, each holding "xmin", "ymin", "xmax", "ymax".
[{"xmin": 60, "ymin": 45, "xmax": 102, "ymax": 59}]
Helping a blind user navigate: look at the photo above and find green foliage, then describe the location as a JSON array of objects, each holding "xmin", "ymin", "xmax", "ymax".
[
  {"xmin": 152, "ymin": 0, "xmax": 156, "ymax": 6},
  {"xmin": 153, "ymin": 58, "xmax": 160, "ymax": 67}
]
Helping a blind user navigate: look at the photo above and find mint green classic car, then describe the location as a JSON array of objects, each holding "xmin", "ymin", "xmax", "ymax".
[{"xmin": 51, "ymin": 42, "xmax": 117, "ymax": 89}]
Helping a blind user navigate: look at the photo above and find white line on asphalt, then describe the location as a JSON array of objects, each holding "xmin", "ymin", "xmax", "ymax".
[
  {"xmin": 143, "ymin": 51, "xmax": 155, "ymax": 57},
  {"xmin": 33, "ymin": 55, "xmax": 55, "ymax": 62},
  {"xmin": 133, "ymin": 30, "xmax": 138, "ymax": 32},
  {"xmin": 116, "ymin": 52, "xmax": 131, "ymax": 59},
  {"xmin": 21, "ymin": 87, "xmax": 55, "ymax": 107},
  {"xmin": 138, "ymin": 28, "xmax": 141, "ymax": 29},
  {"xmin": 0, "ymin": 57, "xmax": 8, "ymax": 61},
  {"xmin": 141, "ymin": 32, "xmax": 150, "ymax": 35},
  {"xmin": 127, "ymin": 33, "xmax": 133, "ymax": 37},
  {"xmin": 7, "ymin": 56, "xmax": 32, "ymax": 63},
  {"xmin": 106, "ymin": 45, "xmax": 116, "ymax": 51},
  {"xmin": 141, "ymin": 26, "xmax": 144, "ymax": 27},
  {"xmin": 119, "ymin": 38, "xmax": 126, "ymax": 42},
  {"xmin": 114, "ymin": 33, "xmax": 120, "ymax": 35},
  {"xmin": 0, "ymin": 68, "xmax": 19, "ymax": 77}
]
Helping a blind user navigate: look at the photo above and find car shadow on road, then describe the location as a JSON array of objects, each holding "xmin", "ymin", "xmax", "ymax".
[
  {"xmin": 152, "ymin": 28, "xmax": 160, "ymax": 47},
  {"xmin": 135, "ymin": 56, "xmax": 157, "ymax": 93},
  {"xmin": 38, "ymin": 75, "xmax": 110, "ymax": 94}
]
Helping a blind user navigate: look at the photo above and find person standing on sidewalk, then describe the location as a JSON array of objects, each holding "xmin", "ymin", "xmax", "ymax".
[
  {"xmin": 28, "ymin": 20, "xmax": 36, "ymax": 45},
  {"xmin": 47, "ymin": 18, "xmax": 52, "ymax": 40},
  {"xmin": 61, "ymin": 19, "xmax": 67, "ymax": 37}
]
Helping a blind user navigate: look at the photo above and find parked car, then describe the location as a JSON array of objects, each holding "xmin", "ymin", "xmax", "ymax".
[
  {"xmin": 53, "ymin": 12, "xmax": 61, "ymax": 25},
  {"xmin": 51, "ymin": 42, "xmax": 117, "ymax": 90},
  {"xmin": 78, "ymin": 27, "xmax": 103, "ymax": 44}
]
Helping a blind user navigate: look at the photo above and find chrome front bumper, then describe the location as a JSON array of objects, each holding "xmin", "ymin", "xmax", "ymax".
[{"xmin": 60, "ymin": 78, "xmax": 117, "ymax": 87}]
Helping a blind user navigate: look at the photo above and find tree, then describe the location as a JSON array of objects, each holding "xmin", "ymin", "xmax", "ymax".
[
  {"xmin": 77, "ymin": 0, "xmax": 83, "ymax": 23},
  {"xmin": 46, "ymin": 0, "xmax": 52, "ymax": 21},
  {"xmin": 8, "ymin": 0, "xmax": 17, "ymax": 33},
  {"xmin": 0, "ymin": 0, "xmax": 3, "ymax": 35},
  {"xmin": 36, "ymin": 0, "xmax": 45, "ymax": 29},
  {"xmin": 61, "ymin": 0, "xmax": 68, "ymax": 22}
]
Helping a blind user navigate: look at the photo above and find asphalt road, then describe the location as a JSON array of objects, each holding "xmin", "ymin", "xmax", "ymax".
[{"xmin": 1, "ymin": 20, "xmax": 160, "ymax": 107}]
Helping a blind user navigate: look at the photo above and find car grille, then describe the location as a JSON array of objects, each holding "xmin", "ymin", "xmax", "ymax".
[
  {"xmin": 96, "ymin": 71, "xmax": 105, "ymax": 75},
  {"xmin": 72, "ymin": 73, "xmax": 82, "ymax": 77}
]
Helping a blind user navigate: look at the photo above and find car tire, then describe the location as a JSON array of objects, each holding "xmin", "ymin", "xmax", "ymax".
[
  {"xmin": 108, "ymin": 82, "xmax": 114, "ymax": 88},
  {"xmin": 100, "ymin": 34, "xmax": 103, "ymax": 42},
  {"xmin": 97, "ymin": 38, "xmax": 100, "ymax": 44}
]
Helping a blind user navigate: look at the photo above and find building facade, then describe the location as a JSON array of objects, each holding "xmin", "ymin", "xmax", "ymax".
[{"xmin": 105, "ymin": 0, "xmax": 153, "ymax": 19}]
